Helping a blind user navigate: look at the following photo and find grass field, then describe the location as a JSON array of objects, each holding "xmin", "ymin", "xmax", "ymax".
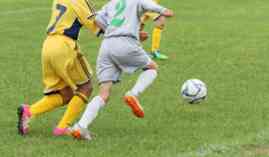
[{"xmin": 2, "ymin": 0, "xmax": 269, "ymax": 156}]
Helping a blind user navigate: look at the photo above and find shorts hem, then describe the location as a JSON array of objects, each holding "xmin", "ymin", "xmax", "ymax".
[
  {"xmin": 98, "ymin": 79, "xmax": 120, "ymax": 85},
  {"xmin": 43, "ymin": 79, "xmax": 90, "ymax": 94},
  {"xmin": 76, "ymin": 79, "xmax": 91, "ymax": 86}
]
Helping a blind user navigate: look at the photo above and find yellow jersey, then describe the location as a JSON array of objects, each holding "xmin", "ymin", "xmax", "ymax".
[{"xmin": 47, "ymin": 0, "xmax": 99, "ymax": 40}]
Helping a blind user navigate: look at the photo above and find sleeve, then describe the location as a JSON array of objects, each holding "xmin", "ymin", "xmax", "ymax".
[
  {"xmin": 70, "ymin": 0, "xmax": 100, "ymax": 34},
  {"xmin": 95, "ymin": 4, "xmax": 110, "ymax": 32},
  {"xmin": 139, "ymin": 0, "xmax": 166, "ymax": 15}
]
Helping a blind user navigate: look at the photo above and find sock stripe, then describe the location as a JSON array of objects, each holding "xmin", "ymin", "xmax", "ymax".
[{"xmin": 75, "ymin": 92, "xmax": 88, "ymax": 103}]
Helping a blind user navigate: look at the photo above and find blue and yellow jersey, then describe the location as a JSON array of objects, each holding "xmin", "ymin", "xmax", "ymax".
[{"xmin": 47, "ymin": 0, "xmax": 99, "ymax": 40}]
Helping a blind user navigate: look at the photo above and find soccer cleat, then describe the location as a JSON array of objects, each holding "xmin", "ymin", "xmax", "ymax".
[
  {"xmin": 123, "ymin": 93, "xmax": 144, "ymax": 118},
  {"xmin": 53, "ymin": 127, "xmax": 71, "ymax": 136},
  {"xmin": 151, "ymin": 51, "xmax": 168, "ymax": 60},
  {"xmin": 70, "ymin": 123, "xmax": 92, "ymax": 140},
  {"xmin": 17, "ymin": 104, "xmax": 31, "ymax": 135}
]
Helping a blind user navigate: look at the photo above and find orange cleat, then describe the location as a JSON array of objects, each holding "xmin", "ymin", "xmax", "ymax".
[
  {"xmin": 70, "ymin": 124, "xmax": 92, "ymax": 140},
  {"xmin": 71, "ymin": 130, "xmax": 82, "ymax": 139},
  {"xmin": 123, "ymin": 95, "xmax": 144, "ymax": 118}
]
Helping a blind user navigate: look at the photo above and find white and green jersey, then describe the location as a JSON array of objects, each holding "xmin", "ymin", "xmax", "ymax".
[{"xmin": 96, "ymin": 0, "xmax": 166, "ymax": 40}]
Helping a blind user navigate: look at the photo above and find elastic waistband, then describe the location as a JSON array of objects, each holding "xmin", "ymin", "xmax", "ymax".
[{"xmin": 105, "ymin": 35, "xmax": 137, "ymax": 40}]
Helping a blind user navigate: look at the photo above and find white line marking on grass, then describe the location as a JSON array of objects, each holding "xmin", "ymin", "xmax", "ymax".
[
  {"xmin": 175, "ymin": 144, "xmax": 235, "ymax": 157},
  {"xmin": 174, "ymin": 128, "xmax": 269, "ymax": 157},
  {"xmin": 0, "ymin": 7, "xmax": 49, "ymax": 15}
]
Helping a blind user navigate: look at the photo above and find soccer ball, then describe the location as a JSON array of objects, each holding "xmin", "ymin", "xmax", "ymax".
[{"xmin": 180, "ymin": 79, "xmax": 207, "ymax": 104}]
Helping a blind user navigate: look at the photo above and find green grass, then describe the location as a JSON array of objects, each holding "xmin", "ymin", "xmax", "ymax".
[{"xmin": 1, "ymin": 0, "xmax": 269, "ymax": 156}]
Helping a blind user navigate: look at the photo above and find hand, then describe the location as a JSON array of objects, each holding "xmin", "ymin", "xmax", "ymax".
[
  {"xmin": 139, "ymin": 31, "xmax": 149, "ymax": 42},
  {"xmin": 162, "ymin": 9, "xmax": 174, "ymax": 17}
]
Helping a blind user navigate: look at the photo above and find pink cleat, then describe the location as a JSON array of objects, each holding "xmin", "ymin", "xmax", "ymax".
[
  {"xmin": 53, "ymin": 127, "xmax": 70, "ymax": 136},
  {"xmin": 17, "ymin": 104, "xmax": 31, "ymax": 135}
]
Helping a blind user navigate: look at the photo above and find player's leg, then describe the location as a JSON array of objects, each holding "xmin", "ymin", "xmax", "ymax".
[
  {"xmin": 151, "ymin": 27, "xmax": 167, "ymax": 59},
  {"xmin": 151, "ymin": 15, "xmax": 168, "ymax": 60},
  {"xmin": 148, "ymin": 0, "xmax": 167, "ymax": 60},
  {"xmin": 72, "ymin": 81, "xmax": 112, "ymax": 140},
  {"xmin": 17, "ymin": 91, "xmax": 70, "ymax": 135},
  {"xmin": 18, "ymin": 37, "xmax": 71, "ymax": 135},
  {"xmin": 129, "ymin": 62, "xmax": 158, "ymax": 97},
  {"xmin": 30, "ymin": 87, "xmax": 73, "ymax": 116},
  {"xmin": 71, "ymin": 39, "xmax": 120, "ymax": 140},
  {"xmin": 112, "ymin": 38, "xmax": 158, "ymax": 118},
  {"xmin": 54, "ymin": 81, "xmax": 93, "ymax": 135},
  {"xmin": 124, "ymin": 61, "xmax": 158, "ymax": 118},
  {"xmin": 79, "ymin": 81, "xmax": 112, "ymax": 127},
  {"xmin": 53, "ymin": 49, "xmax": 94, "ymax": 136}
]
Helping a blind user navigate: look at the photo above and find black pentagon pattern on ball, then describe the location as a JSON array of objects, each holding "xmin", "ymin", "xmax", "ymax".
[{"xmin": 182, "ymin": 80, "xmax": 201, "ymax": 97}]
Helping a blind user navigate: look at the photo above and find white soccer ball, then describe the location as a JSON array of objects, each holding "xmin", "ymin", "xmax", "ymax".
[{"xmin": 180, "ymin": 79, "xmax": 207, "ymax": 104}]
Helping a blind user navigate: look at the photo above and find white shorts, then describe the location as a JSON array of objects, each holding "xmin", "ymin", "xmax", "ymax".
[{"xmin": 96, "ymin": 37, "xmax": 151, "ymax": 83}]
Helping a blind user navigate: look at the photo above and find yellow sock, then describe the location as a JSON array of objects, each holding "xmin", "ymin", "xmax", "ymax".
[
  {"xmin": 151, "ymin": 27, "xmax": 162, "ymax": 52},
  {"xmin": 30, "ymin": 94, "xmax": 63, "ymax": 116},
  {"xmin": 57, "ymin": 95, "xmax": 86, "ymax": 128}
]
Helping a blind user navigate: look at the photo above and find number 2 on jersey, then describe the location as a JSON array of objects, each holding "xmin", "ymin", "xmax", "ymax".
[
  {"xmin": 111, "ymin": 0, "xmax": 126, "ymax": 27},
  {"xmin": 47, "ymin": 4, "xmax": 67, "ymax": 33}
]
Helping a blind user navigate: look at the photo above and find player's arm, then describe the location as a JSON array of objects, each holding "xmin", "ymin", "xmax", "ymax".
[
  {"xmin": 71, "ymin": 0, "xmax": 100, "ymax": 34},
  {"xmin": 139, "ymin": 31, "xmax": 149, "ymax": 42},
  {"xmin": 140, "ymin": 12, "xmax": 161, "ymax": 31},
  {"xmin": 95, "ymin": 3, "xmax": 111, "ymax": 32},
  {"xmin": 139, "ymin": 0, "xmax": 174, "ymax": 17},
  {"xmin": 139, "ymin": 0, "xmax": 173, "ymax": 30}
]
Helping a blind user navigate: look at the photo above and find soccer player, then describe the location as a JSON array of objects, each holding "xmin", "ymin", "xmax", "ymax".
[
  {"xmin": 141, "ymin": 0, "xmax": 168, "ymax": 60},
  {"xmin": 17, "ymin": 0, "xmax": 102, "ymax": 136},
  {"xmin": 70, "ymin": 0, "xmax": 174, "ymax": 140}
]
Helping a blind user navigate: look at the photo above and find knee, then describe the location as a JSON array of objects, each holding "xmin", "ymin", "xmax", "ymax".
[
  {"xmin": 98, "ymin": 82, "xmax": 113, "ymax": 104},
  {"xmin": 145, "ymin": 61, "xmax": 158, "ymax": 71},
  {"xmin": 154, "ymin": 16, "xmax": 166, "ymax": 29},
  {"xmin": 99, "ymin": 90, "xmax": 110, "ymax": 103},
  {"xmin": 99, "ymin": 86, "xmax": 111, "ymax": 103},
  {"xmin": 77, "ymin": 81, "xmax": 93, "ymax": 98},
  {"xmin": 59, "ymin": 87, "xmax": 73, "ymax": 104}
]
